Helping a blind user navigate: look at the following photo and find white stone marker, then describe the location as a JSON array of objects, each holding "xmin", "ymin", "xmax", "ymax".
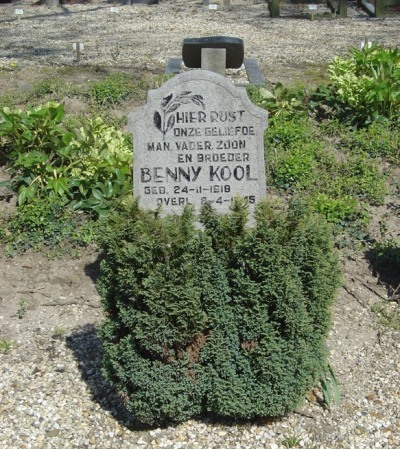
[
  {"xmin": 129, "ymin": 70, "xmax": 268, "ymax": 215},
  {"xmin": 15, "ymin": 9, "xmax": 23, "ymax": 22},
  {"xmin": 308, "ymin": 4, "xmax": 317, "ymax": 20},
  {"xmin": 110, "ymin": 6, "xmax": 119, "ymax": 21}
]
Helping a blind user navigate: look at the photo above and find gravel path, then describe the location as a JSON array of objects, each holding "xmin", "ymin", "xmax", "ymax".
[
  {"xmin": 0, "ymin": 0, "xmax": 400, "ymax": 82},
  {"xmin": 1, "ymin": 250, "xmax": 399, "ymax": 449},
  {"xmin": 1, "ymin": 1, "xmax": 400, "ymax": 448}
]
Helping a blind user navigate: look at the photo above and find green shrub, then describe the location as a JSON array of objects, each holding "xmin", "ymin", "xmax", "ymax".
[
  {"xmin": 0, "ymin": 102, "xmax": 66, "ymax": 158},
  {"xmin": 98, "ymin": 199, "xmax": 340, "ymax": 425},
  {"xmin": 0, "ymin": 102, "xmax": 132, "ymax": 216},
  {"xmin": 311, "ymin": 44, "xmax": 400, "ymax": 127}
]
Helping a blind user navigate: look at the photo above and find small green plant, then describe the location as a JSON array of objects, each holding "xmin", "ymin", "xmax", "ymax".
[
  {"xmin": 0, "ymin": 339, "xmax": 13, "ymax": 354},
  {"xmin": 0, "ymin": 102, "xmax": 66, "ymax": 160},
  {"xmin": 311, "ymin": 193, "xmax": 360, "ymax": 224},
  {"xmin": 89, "ymin": 73, "xmax": 134, "ymax": 106},
  {"xmin": 264, "ymin": 112, "xmax": 383, "ymax": 239},
  {"xmin": 52, "ymin": 327, "xmax": 66, "ymax": 338},
  {"xmin": 371, "ymin": 303, "xmax": 400, "ymax": 331},
  {"xmin": 32, "ymin": 77, "xmax": 77, "ymax": 101},
  {"xmin": 265, "ymin": 113, "xmax": 328, "ymax": 192},
  {"xmin": 370, "ymin": 239, "xmax": 400, "ymax": 271},
  {"xmin": 340, "ymin": 121, "xmax": 400, "ymax": 162},
  {"xmin": 17, "ymin": 299, "xmax": 28, "ymax": 319},
  {"xmin": 320, "ymin": 363, "xmax": 340, "ymax": 409},
  {"xmin": 0, "ymin": 61, "xmax": 17, "ymax": 72},
  {"xmin": 271, "ymin": 143, "xmax": 318, "ymax": 190},
  {"xmin": 335, "ymin": 154, "xmax": 387, "ymax": 206},
  {"xmin": 265, "ymin": 111, "xmax": 316, "ymax": 150},
  {"xmin": 282, "ymin": 434, "xmax": 301, "ymax": 448},
  {"xmin": 247, "ymin": 83, "xmax": 307, "ymax": 117},
  {"xmin": 368, "ymin": 239, "xmax": 400, "ymax": 294}
]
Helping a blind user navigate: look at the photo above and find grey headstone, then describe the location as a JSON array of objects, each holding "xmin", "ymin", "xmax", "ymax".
[
  {"xmin": 125, "ymin": 0, "xmax": 158, "ymax": 4},
  {"xmin": 182, "ymin": 36, "xmax": 244, "ymax": 69},
  {"xmin": 165, "ymin": 58, "xmax": 182, "ymax": 75},
  {"xmin": 244, "ymin": 58, "xmax": 265, "ymax": 85},
  {"xmin": 129, "ymin": 71, "xmax": 267, "ymax": 215}
]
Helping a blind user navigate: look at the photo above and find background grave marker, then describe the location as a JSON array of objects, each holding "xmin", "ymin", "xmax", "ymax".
[
  {"xmin": 308, "ymin": 3, "xmax": 318, "ymax": 19},
  {"xmin": 15, "ymin": 8, "xmax": 23, "ymax": 22},
  {"xmin": 110, "ymin": 6, "xmax": 119, "ymax": 22},
  {"xmin": 72, "ymin": 42, "xmax": 84, "ymax": 62}
]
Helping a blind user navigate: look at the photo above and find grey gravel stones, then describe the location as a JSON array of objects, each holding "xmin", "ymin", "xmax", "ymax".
[{"xmin": 0, "ymin": 240, "xmax": 399, "ymax": 449}]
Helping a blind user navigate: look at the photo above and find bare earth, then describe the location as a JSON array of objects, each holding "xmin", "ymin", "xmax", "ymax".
[{"xmin": 0, "ymin": 1, "xmax": 400, "ymax": 448}]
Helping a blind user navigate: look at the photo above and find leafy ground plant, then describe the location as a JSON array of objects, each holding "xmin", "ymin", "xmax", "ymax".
[
  {"xmin": 367, "ymin": 239, "xmax": 400, "ymax": 295},
  {"xmin": 16, "ymin": 299, "xmax": 28, "ymax": 319},
  {"xmin": 0, "ymin": 339, "xmax": 13, "ymax": 354},
  {"xmin": 0, "ymin": 196, "xmax": 100, "ymax": 256},
  {"xmin": 340, "ymin": 121, "xmax": 400, "ymax": 162},
  {"xmin": 263, "ymin": 111, "xmax": 386, "ymax": 242},
  {"xmin": 0, "ymin": 102, "xmax": 132, "ymax": 217},
  {"xmin": 281, "ymin": 434, "xmax": 302, "ymax": 448},
  {"xmin": 247, "ymin": 83, "xmax": 307, "ymax": 117},
  {"xmin": 311, "ymin": 44, "xmax": 400, "ymax": 127},
  {"xmin": 89, "ymin": 73, "xmax": 135, "ymax": 106},
  {"xmin": 319, "ymin": 363, "xmax": 340, "ymax": 410},
  {"xmin": 371, "ymin": 303, "xmax": 400, "ymax": 331}
]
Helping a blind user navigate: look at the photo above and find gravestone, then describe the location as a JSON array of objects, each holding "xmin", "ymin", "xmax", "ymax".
[
  {"xmin": 124, "ymin": 0, "xmax": 158, "ymax": 4},
  {"xmin": 129, "ymin": 70, "xmax": 267, "ymax": 214},
  {"xmin": 166, "ymin": 36, "xmax": 265, "ymax": 85},
  {"xmin": 182, "ymin": 36, "xmax": 244, "ymax": 69}
]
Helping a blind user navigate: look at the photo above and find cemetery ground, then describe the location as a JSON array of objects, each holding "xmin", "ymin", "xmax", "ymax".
[{"xmin": 1, "ymin": 0, "xmax": 400, "ymax": 448}]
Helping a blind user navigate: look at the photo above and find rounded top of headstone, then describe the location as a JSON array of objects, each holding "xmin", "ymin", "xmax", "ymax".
[{"xmin": 139, "ymin": 70, "xmax": 267, "ymax": 124}]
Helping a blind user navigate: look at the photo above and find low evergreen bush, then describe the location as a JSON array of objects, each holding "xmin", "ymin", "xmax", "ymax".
[{"xmin": 98, "ymin": 199, "xmax": 341, "ymax": 426}]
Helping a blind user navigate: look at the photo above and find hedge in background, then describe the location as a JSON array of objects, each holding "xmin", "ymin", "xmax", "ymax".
[{"xmin": 98, "ymin": 199, "xmax": 341, "ymax": 425}]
